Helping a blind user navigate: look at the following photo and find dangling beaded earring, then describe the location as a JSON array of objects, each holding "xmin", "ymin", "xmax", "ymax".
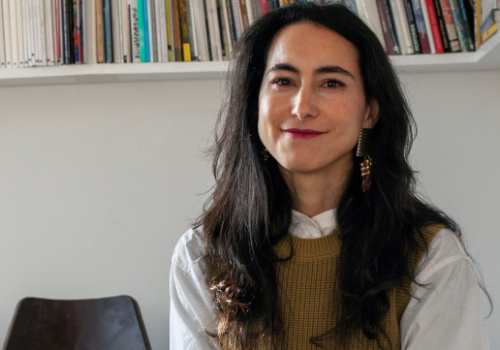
[{"xmin": 356, "ymin": 128, "xmax": 373, "ymax": 192}]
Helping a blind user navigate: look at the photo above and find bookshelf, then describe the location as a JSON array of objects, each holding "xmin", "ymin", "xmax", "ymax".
[{"xmin": 0, "ymin": 1, "xmax": 499, "ymax": 87}]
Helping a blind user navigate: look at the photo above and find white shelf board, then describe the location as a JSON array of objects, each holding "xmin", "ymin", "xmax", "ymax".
[{"xmin": 0, "ymin": 33, "xmax": 499, "ymax": 87}]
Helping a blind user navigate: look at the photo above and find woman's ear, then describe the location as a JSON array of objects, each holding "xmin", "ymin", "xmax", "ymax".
[{"xmin": 362, "ymin": 99, "xmax": 380, "ymax": 129}]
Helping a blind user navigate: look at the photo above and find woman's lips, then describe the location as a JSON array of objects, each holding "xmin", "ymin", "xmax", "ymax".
[{"xmin": 283, "ymin": 128, "xmax": 325, "ymax": 139}]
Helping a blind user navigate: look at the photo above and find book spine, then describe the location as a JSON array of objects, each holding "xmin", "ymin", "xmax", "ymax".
[
  {"xmin": 62, "ymin": 0, "xmax": 69, "ymax": 63},
  {"xmin": 390, "ymin": 0, "xmax": 412, "ymax": 54},
  {"xmin": 432, "ymin": 0, "xmax": 452, "ymax": 51},
  {"xmin": 358, "ymin": 0, "xmax": 386, "ymax": 51},
  {"xmin": 186, "ymin": 0, "xmax": 199, "ymax": 60},
  {"xmin": 245, "ymin": 0, "xmax": 254, "ymax": 25},
  {"xmin": 45, "ymin": 0, "xmax": 55, "ymax": 65},
  {"xmin": 16, "ymin": 0, "xmax": 25, "ymax": 67},
  {"xmin": 142, "ymin": 0, "xmax": 150, "ymax": 61},
  {"xmin": 204, "ymin": 0, "xmax": 215, "ymax": 60},
  {"xmin": 210, "ymin": 0, "xmax": 222, "ymax": 60},
  {"xmin": 118, "ymin": 0, "xmax": 125, "ymax": 63},
  {"xmin": 32, "ymin": 0, "xmax": 38, "ymax": 65},
  {"xmin": 130, "ymin": 0, "xmax": 141, "ymax": 62},
  {"xmin": 425, "ymin": 0, "xmax": 444, "ymax": 52},
  {"xmin": 155, "ymin": 0, "xmax": 164, "ymax": 61},
  {"xmin": 178, "ymin": 0, "xmax": 191, "ymax": 60},
  {"xmin": 237, "ymin": 0, "xmax": 249, "ymax": 31},
  {"xmin": 80, "ymin": 0, "xmax": 85, "ymax": 62},
  {"xmin": 111, "ymin": 0, "xmax": 120, "ymax": 62},
  {"xmin": 104, "ymin": 0, "xmax": 113, "ymax": 62},
  {"xmin": 224, "ymin": 0, "xmax": 237, "ymax": 45},
  {"xmin": 171, "ymin": 0, "xmax": 182, "ymax": 61},
  {"xmin": 420, "ymin": 0, "xmax": 436, "ymax": 53},
  {"xmin": 375, "ymin": 0, "xmax": 394, "ymax": 54},
  {"xmin": 474, "ymin": 0, "xmax": 480, "ymax": 49},
  {"xmin": 58, "ymin": 0, "xmax": 64, "ymax": 63},
  {"xmin": 260, "ymin": 0, "xmax": 268, "ymax": 14},
  {"xmin": 165, "ymin": 0, "xmax": 173, "ymax": 61},
  {"xmin": 410, "ymin": 0, "xmax": 431, "ymax": 53},
  {"xmin": 39, "ymin": 0, "xmax": 47, "ymax": 66},
  {"xmin": 35, "ymin": 0, "xmax": 42, "ymax": 65},
  {"xmin": 457, "ymin": 0, "xmax": 475, "ymax": 51},
  {"xmin": 0, "ymin": 1, "xmax": 5, "ymax": 68},
  {"xmin": 54, "ymin": 0, "xmax": 61, "ymax": 64},
  {"xmin": 149, "ymin": 0, "xmax": 157, "ymax": 62},
  {"xmin": 230, "ymin": 0, "xmax": 241, "ymax": 39},
  {"xmin": 439, "ymin": 0, "xmax": 460, "ymax": 51},
  {"xmin": 381, "ymin": 0, "xmax": 401, "ymax": 54},
  {"xmin": 215, "ymin": 0, "xmax": 226, "ymax": 58},
  {"xmin": 449, "ymin": 0, "xmax": 470, "ymax": 51},
  {"xmin": 73, "ymin": 0, "xmax": 80, "ymax": 63},
  {"xmin": 9, "ymin": 0, "xmax": 18, "ymax": 67},
  {"xmin": 22, "ymin": 0, "xmax": 30, "ymax": 66},
  {"xmin": 95, "ymin": 0, "xmax": 104, "ymax": 62},
  {"xmin": 402, "ymin": 0, "xmax": 422, "ymax": 53},
  {"xmin": 137, "ymin": 0, "xmax": 146, "ymax": 61},
  {"xmin": 220, "ymin": 0, "xmax": 233, "ymax": 57},
  {"xmin": 122, "ymin": 0, "xmax": 130, "ymax": 62}
]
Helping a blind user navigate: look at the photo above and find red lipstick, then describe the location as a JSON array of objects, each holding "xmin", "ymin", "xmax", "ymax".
[{"xmin": 283, "ymin": 128, "xmax": 325, "ymax": 139}]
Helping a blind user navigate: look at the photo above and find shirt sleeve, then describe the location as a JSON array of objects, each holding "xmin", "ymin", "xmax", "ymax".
[
  {"xmin": 169, "ymin": 229, "xmax": 221, "ymax": 350},
  {"xmin": 400, "ymin": 229, "xmax": 490, "ymax": 350}
]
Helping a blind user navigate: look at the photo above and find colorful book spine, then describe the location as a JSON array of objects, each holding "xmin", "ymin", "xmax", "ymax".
[
  {"xmin": 171, "ymin": 0, "xmax": 182, "ymax": 61},
  {"xmin": 260, "ymin": 0, "xmax": 268, "ymax": 14},
  {"xmin": 425, "ymin": 0, "xmax": 444, "ymax": 53},
  {"xmin": 448, "ymin": 0, "xmax": 470, "ymax": 51},
  {"xmin": 381, "ymin": 0, "xmax": 401, "ymax": 55},
  {"xmin": 129, "ymin": 0, "xmax": 141, "ymax": 62},
  {"xmin": 394, "ymin": 0, "xmax": 415, "ymax": 54},
  {"xmin": 142, "ymin": 0, "xmax": 150, "ymax": 61},
  {"xmin": 439, "ymin": 0, "xmax": 461, "ymax": 51},
  {"xmin": 410, "ymin": 0, "xmax": 431, "ymax": 53},
  {"xmin": 165, "ymin": 0, "xmax": 173, "ymax": 61},
  {"xmin": 375, "ymin": 0, "xmax": 394, "ymax": 55},
  {"xmin": 433, "ymin": 0, "xmax": 452, "ymax": 52},
  {"xmin": 178, "ymin": 0, "xmax": 191, "ymax": 60},
  {"xmin": 420, "ymin": 0, "xmax": 436, "ymax": 53},
  {"xmin": 137, "ymin": 0, "xmax": 147, "ymax": 61},
  {"xmin": 457, "ymin": 0, "xmax": 475, "ymax": 51}
]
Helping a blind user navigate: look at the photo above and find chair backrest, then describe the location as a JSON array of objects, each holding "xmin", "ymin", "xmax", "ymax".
[{"xmin": 2, "ymin": 295, "xmax": 152, "ymax": 350}]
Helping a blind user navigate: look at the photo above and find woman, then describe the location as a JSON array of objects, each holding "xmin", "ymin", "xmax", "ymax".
[{"xmin": 170, "ymin": 3, "xmax": 491, "ymax": 350}]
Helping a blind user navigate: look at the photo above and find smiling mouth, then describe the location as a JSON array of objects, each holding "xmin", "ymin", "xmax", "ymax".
[{"xmin": 283, "ymin": 128, "xmax": 325, "ymax": 139}]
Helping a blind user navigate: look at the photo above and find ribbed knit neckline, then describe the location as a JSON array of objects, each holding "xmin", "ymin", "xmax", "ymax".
[{"xmin": 275, "ymin": 230, "xmax": 341, "ymax": 258}]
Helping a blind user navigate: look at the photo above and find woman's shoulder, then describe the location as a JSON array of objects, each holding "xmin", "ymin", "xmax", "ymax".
[
  {"xmin": 171, "ymin": 226, "xmax": 207, "ymax": 274},
  {"xmin": 415, "ymin": 226, "xmax": 471, "ymax": 282}
]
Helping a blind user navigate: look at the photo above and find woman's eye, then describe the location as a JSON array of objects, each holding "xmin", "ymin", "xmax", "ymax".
[
  {"xmin": 274, "ymin": 78, "xmax": 292, "ymax": 86},
  {"xmin": 324, "ymin": 80, "xmax": 344, "ymax": 88}
]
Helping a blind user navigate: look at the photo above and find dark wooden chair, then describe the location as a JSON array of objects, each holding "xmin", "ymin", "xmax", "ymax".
[{"xmin": 2, "ymin": 295, "xmax": 152, "ymax": 350}]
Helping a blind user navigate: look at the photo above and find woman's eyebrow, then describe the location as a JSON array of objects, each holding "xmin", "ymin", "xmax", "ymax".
[{"xmin": 266, "ymin": 63, "xmax": 355, "ymax": 80}]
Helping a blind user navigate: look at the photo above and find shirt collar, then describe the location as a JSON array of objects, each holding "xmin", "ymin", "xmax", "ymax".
[{"xmin": 290, "ymin": 208, "xmax": 337, "ymax": 239}]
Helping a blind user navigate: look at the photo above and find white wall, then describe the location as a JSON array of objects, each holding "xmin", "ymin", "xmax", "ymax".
[{"xmin": 0, "ymin": 69, "xmax": 498, "ymax": 349}]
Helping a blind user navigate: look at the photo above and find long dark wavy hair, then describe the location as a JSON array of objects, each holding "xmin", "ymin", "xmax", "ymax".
[{"xmin": 195, "ymin": 3, "xmax": 491, "ymax": 349}]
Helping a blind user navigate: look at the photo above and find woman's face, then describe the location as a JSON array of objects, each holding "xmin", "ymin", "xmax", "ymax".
[{"xmin": 258, "ymin": 22, "xmax": 378, "ymax": 177}]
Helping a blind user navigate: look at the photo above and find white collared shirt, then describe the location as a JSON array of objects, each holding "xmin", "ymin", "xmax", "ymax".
[{"xmin": 170, "ymin": 210, "xmax": 491, "ymax": 350}]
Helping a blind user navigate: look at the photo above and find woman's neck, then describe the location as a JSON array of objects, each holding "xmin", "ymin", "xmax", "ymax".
[{"xmin": 280, "ymin": 161, "xmax": 350, "ymax": 218}]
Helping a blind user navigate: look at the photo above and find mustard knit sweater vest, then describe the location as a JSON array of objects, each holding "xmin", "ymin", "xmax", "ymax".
[{"xmin": 223, "ymin": 224, "xmax": 443, "ymax": 350}]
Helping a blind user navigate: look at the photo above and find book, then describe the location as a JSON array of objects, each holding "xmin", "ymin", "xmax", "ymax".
[
  {"xmin": 381, "ymin": 0, "xmax": 401, "ymax": 54},
  {"xmin": 424, "ymin": 0, "xmax": 445, "ymax": 53},
  {"xmin": 96, "ymin": 0, "xmax": 105, "ymax": 62},
  {"xmin": 220, "ymin": 0, "xmax": 233, "ymax": 58},
  {"xmin": 420, "ymin": 0, "xmax": 437, "ymax": 53},
  {"xmin": 112, "ymin": 0, "xmax": 121, "ymax": 62},
  {"xmin": 439, "ymin": 0, "xmax": 461, "ymax": 51},
  {"xmin": 410, "ymin": 0, "xmax": 431, "ymax": 53},
  {"xmin": 137, "ymin": 0, "xmax": 147, "ymax": 61},
  {"xmin": 16, "ymin": 0, "xmax": 25, "ymax": 67},
  {"xmin": 129, "ymin": 0, "xmax": 141, "ymax": 62},
  {"xmin": 149, "ymin": 0, "xmax": 158, "ymax": 62},
  {"xmin": 178, "ymin": 0, "xmax": 191, "ymax": 61},
  {"xmin": 9, "ymin": 0, "xmax": 18, "ymax": 68},
  {"xmin": 54, "ymin": 0, "xmax": 61, "ymax": 64},
  {"xmin": 457, "ymin": 0, "xmax": 475, "ymax": 51},
  {"xmin": 0, "ymin": 1, "xmax": 5, "ymax": 68},
  {"xmin": 165, "ymin": 0, "xmax": 173, "ymax": 61},
  {"xmin": 186, "ymin": 0, "xmax": 199, "ymax": 60},
  {"xmin": 402, "ymin": 0, "xmax": 422, "ymax": 53},
  {"xmin": 480, "ymin": 0, "xmax": 498, "ymax": 43},
  {"xmin": 143, "ymin": 0, "xmax": 150, "ymax": 61},
  {"xmin": 231, "ymin": 0, "xmax": 242, "ymax": 39},
  {"xmin": 433, "ymin": 0, "xmax": 453, "ymax": 51},
  {"xmin": 449, "ymin": 0, "xmax": 471, "ymax": 51},
  {"xmin": 375, "ymin": 0, "xmax": 395, "ymax": 54},
  {"xmin": 355, "ymin": 0, "xmax": 386, "ymax": 51},
  {"xmin": 390, "ymin": 0, "xmax": 414, "ymax": 54},
  {"xmin": 171, "ymin": 0, "xmax": 183, "ymax": 60}
]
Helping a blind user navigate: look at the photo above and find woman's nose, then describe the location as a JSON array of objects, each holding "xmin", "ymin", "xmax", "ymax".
[{"xmin": 291, "ymin": 86, "xmax": 318, "ymax": 120}]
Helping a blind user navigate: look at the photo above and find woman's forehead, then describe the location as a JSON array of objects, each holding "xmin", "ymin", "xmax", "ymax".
[{"xmin": 265, "ymin": 22, "xmax": 361, "ymax": 76}]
